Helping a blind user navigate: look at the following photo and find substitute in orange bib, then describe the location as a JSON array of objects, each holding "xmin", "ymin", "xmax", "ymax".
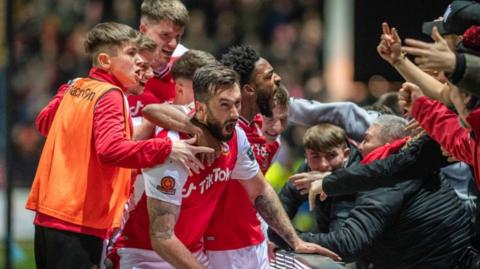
[{"xmin": 26, "ymin": 22, "xmax": 212, "ymax": 269}]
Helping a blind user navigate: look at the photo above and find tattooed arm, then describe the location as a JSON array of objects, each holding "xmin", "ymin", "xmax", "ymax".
[
  {"xmin": 147, "ymin": 198, "xmax": 207, "ymax": 269},
  {"xmin": 238, "ymin": 171, "xmax": 341, "ymax": 261}
]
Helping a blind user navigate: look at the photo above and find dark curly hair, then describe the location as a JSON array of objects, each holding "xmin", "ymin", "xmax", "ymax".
[{"xmin": 220, "ymin": 45, "xmax": 260, "ymax": 87}]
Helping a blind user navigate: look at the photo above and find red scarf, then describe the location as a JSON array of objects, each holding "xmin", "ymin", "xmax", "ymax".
[{"xmin": 361, "ymin": 137, "xmax": 410, "ymax": 164}]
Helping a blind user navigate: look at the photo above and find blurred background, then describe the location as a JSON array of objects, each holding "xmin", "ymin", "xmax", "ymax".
[{"xmin": 0, "ymin": 0, "xmax": 451, "ymax": 268}]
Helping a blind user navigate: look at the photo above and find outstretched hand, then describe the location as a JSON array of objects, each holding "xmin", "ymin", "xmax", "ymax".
[
  {"xmin": 402, "ymin": 26, "xmax": 456, "ymax": 73},
  {"xmin": 293, "ymin": 240, "xmax": 342, "ymax": 262},
  {"xmin": 377, "ymin": 22, "xmax": 404, "ymax": 65},
  {"xmin": 289, "ymin": 171, "xmax": 330, "ymax": 195}
]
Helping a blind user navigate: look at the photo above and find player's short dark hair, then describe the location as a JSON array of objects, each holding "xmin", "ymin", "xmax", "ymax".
[
  {"xmin": 303, "ymin": 123, "xmax": 348, "ymax": 152},
  {"xmin": 193, "ymin": 63, "xmax": 239, "ymax": 103},
  {"xmin": 220, "ymin": 45, "xmax": 260, "ymax": 87},
  {"xmin": 141, "ymin": 0, "xmax": 189, "ymax": 27},
  {"xmin": 172, "ymin": 50, "xmax": 217, "ymax": 80},
  {"xmin": 84, "ymin": 22, "xmax": 141, "ymax": 65}
]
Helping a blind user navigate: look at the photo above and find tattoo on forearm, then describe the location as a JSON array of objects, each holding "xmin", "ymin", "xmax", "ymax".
[
  {"xmin": 255, "ymin": 188, "xmax": 297, "ymax": 246},
  {"xmin": 147, "ymin": 198, "xmax": 179, "ymax": 241}
]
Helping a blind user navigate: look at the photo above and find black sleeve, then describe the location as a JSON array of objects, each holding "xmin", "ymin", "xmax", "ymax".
[
  {"xmin": 323, "ymin": 135, "xmax": 449, "ymax": 196},
  {"xmin": 451, "ymin": 53, "xmax": 480, "ymax": 96},
  {"xmin": 299, "ymin": 188, "xmax": 404, "ymax": 262},
  {"xmin": 278, "ymin": 181, "xmax": 307, "ymax": 219}
]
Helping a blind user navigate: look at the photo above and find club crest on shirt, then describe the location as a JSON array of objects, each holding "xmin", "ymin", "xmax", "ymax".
[
  {"xmin": 221, "ymin": 142, "xmax": 230, "ymax": 155},
  {"xmin": 157, "ymin": 176, "xmax": 176, "ymax": 195}
]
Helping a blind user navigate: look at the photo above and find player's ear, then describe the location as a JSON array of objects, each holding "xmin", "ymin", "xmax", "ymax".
[
  {"xmin": 195, "ymin": 100, "xmax": 207, "ymax": 123},
  {"xmin": 97, "ymin": 53, "xmax": 111, "ymax": 70},
  {"xmin": 242, "ymin": 84, "xmax": 255, "ymax": 96}
]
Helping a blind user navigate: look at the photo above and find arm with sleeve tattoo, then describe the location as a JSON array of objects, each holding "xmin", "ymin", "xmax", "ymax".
[
  {"xmin": 238, "ymin": 171, "xmax": 341, "ymax": 261},
  {"xmin": 147, "ymin": 198, "xmax": 207, "ymax": 269}
]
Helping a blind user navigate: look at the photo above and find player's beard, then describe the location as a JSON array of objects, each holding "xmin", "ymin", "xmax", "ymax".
[{"xmin": 206, "ymin": 108, "xmax": 236, "ymax": 142}]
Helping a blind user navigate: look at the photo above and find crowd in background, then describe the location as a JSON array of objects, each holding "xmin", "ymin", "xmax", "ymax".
[{"xmin": 9, "ymin": 0, "xmax": 398, "ymax": 187}]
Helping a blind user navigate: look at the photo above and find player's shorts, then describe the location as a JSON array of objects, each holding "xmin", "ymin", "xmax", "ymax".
[
  {"xmin": 117, "ymin": 247, "xmax": 211, "ymax": 269},
  {"xmin": 206, "ymin": 240, "xmax": 269, "ymax": 269}
]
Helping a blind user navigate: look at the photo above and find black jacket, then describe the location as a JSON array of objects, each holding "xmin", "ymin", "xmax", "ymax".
[
  {"xmin": 293, "ymin": 135, "xmax": 473, "ymax": 268},
  {"xmin": 300, "ymin": 176, "xmax": 473, "ymax": 269},
  {"xmin": 322, "ymin": 134, "xmax": 449, "ymax": 196}
]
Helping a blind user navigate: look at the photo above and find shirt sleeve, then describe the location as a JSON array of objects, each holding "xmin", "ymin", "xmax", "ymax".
[
  {"xmin": 36, "ymin": 83, "xmax": 69, "ymax": 136},
  {"xmin": 232, "ymin": 127, "xmax": 260, "ymax": 180},
  {"xmin": 93, "ymin": 90, "xmax": 173, "ymax": 168},
  {"xmin": 288, "ymin": 97, "xmax": 375, "ymax": 142},
  {"xmin": 142, "ymin": 159, "xmax": 189, "ymax": 205},
  {"xmin": 411, "ymin": 96, "xmax": 474, "ymax": 165}
]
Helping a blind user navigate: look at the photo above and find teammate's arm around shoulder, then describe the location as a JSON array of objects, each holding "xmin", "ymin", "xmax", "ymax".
[
  {"xmin": 143, "ymin": 103, "xmax": 202, "ymax": 136},
  {"xmin": 146, "ymin": 198, "xmax": 206, "ymax": 269}
]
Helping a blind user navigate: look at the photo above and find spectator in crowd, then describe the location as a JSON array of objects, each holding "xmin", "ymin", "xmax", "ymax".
[
  {"xmin": 277, "ymin": 123, "xmax": 360, "ymax": 234},
  {"xmin": 291, "ymin": 115, "xmax": 473, "ymax": 268}
]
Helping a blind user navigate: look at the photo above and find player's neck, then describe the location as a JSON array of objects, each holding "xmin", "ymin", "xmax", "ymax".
[{"xmin": 240, "ymin": 97, "xmax": 258, "ymax": 123}]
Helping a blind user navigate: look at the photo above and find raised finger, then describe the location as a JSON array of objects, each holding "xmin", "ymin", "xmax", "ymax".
[
  {"xmin": 392, "ymin": 28, "xmax": 401, "ymax": 42},
  {"xmin": 382, "ymin": 22, "xmax": 391, "ymax": 35}
]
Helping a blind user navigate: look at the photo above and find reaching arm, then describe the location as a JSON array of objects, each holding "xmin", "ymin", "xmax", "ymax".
[
  {"xmin": 300, "ymin": 187, "xmax": 404, "ymax": 262},
  {"xmin": 238, "ymin": 171, "xmax": 341, "ymax": 261},
  {"xmin": 377, "ymin": 22, "xmax": 450, "ymax": 104},
  {"xmin": 147, "ymin": 198, "xmax": 206, "ymax": 269},
  {"xmin": 321, "ymin": 134, "xmax": 448, "ymax": 196},
  {"xmin": 142, "ymin": 103, "xmax": 201, "ymax": 136},
  {"xmin": 411, "ymin": 96, "xmax": 475, "ymax": 165},
  {"xmin": 288, "ymin": 97, "xmax": 372, "ymax": 142}
]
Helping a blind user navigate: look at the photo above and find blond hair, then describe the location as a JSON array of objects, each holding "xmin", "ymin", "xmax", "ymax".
[
  {"xmin": 303, "ymin": 123, "xmax": 347, "ymax": 152},
  {"xmin": 84, "ymin": 22, "xmax": 141, "ymax": 65},
  {"xmin": 141, "ymin": 0, "xmax": 189, "ymax": 26}
]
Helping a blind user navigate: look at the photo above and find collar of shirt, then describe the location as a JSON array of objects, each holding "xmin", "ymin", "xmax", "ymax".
[
  {"xmin": 153, "ymin": 64, "xmax": 171, "ymax": 79},
  {"xmin": 89, "ymin": 67, "xmax": 127, "ymax": 92}
]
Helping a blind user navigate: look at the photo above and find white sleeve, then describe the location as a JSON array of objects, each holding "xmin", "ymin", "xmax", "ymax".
[
  {"xmin": 232, "ymin": 127, "xmax": 260, "ymax": 180},
  {"xmin": 142, "ymin": 159, "xmax": 189, "ymax": 206},
  {"xmin": 288, "ymin": 97, "xmax": 376, "ymax": 142}
]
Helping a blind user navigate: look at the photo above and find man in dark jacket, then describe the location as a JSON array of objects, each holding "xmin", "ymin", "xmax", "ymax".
[{"xmin": 283, "ymin": 116, "xmax": 474, "ymax": 268}]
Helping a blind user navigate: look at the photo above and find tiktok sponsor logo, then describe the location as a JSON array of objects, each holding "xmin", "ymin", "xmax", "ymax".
[{"xmin": 182, "ymin": 168, "xmax": 232, "ymax": 198}]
